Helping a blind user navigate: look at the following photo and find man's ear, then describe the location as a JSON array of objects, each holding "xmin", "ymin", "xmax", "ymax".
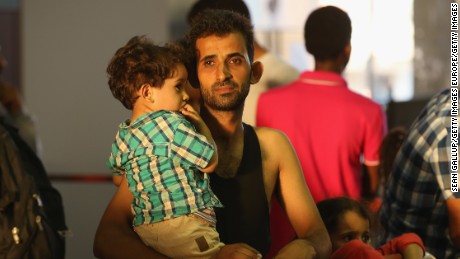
[
  {"xmin": 343, "ymin": 42, "xmax": 351, "ymax": 60},
  {"xmin": 140, "ymin": 84, "xmax": 154, "ymax": 102},
  {"xmin": 250, "ymin": 61, "xmax": 263, "ymax": 84},
  {"xmin": 340, "ymin": 42, "xmax": 352, "ymax": 71}
]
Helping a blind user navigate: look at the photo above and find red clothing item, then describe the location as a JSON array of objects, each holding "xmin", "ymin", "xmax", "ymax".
[
  {"xmin": 377, "ymin": 233, "xmax": 425, "ymax": 256},
  {"xmin": 331, "ymin": 233, "xmax": 425, "ymax": 259},
  {"xmin": 331, "ymin": 240, "xmax": 384, "ymax": 259},
  {"xmin": 257, "ymin": 71, "xmax": 387, "ymax": 258}
]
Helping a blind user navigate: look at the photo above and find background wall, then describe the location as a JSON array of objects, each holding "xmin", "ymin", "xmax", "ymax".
[
  {"xmin": 22, "ymin": 0, "xmax": 168, "ymax": 173},
  {"xmin": 0, "ymin": 3, "xmax": 20, "ymax": 87},
  {"xmin": 413, "ymin": 0, "xmax": 451, "ymax": 99},
  {"xmin": 21, "ymin": 1, "xmax": 169, "ymax": 258}
]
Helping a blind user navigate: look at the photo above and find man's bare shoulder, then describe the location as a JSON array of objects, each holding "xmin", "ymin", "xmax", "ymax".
[
  {"xmin": 252, "ymin": 127, "xmax": 289, "ymax": 199},
  {"xmin": 253, "ymin": 126, "xmax": 292, "ymax": 155},
  {"xmin": 254, "ymin": 126, "xmax": 289, "ymax": 143}
]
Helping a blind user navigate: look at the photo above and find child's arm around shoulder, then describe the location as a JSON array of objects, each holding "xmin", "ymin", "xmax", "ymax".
[{"xmin": 180, "ymin": 104, "xmax": 217, "ymax": 173}]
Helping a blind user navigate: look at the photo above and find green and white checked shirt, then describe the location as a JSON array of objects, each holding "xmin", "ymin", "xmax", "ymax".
[{"xmin": 108, "ymin": 110, "xmax": 222, "ymax": 226}]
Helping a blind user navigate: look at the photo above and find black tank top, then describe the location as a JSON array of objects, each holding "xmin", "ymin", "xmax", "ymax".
[{"xmin": 210, "ymin": 124, "xmax": 271, "ymax": 255}]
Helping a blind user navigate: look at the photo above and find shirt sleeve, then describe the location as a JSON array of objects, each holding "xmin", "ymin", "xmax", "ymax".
[
  {"xmin": 107, "ymin": 158, "xmax": 125, "ymax": 176},
  {"xmin": 432, "ymin": 121, "xmax": 460, "ymax": 199},
  {"xmin": 107, "ymin": 137, "xmax": 126, "ymax": 176},
  {"xmin": 377, "ymin": 233, "xmax": 425, "ymax": 256},
  {"xmin": 171, "ymin": 121, "xmax": 214, "ymax": 169},
  {"xmin": 363, "ymin": 104, "xmax": 387, "ymax": 166}
]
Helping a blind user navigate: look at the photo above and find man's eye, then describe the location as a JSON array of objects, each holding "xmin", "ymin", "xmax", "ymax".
[
  {"xmin": 175, "ymin": 85, "xmax": 182, "ymax": 91},
  {"xmin": 229, "ymin": 58, "xmax": 242, "ymax": 64},
  {"xmin": 204, "ymin": 60, "xmax": 214, "ymax": 66}
]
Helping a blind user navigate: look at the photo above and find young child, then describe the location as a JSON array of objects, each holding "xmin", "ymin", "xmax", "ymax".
[
  {"xmin": 106, "ymin": 35, "xmax": 223, "ymax": 258},
  {"xmin": 316, "ymin": 197, "xmax": 426, "ymax": 259}
]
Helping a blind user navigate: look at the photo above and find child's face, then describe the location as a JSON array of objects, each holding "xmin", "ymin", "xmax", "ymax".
[
  {"xmin": 151, "ymin": 63, "xmax": 190, "ymax": 111},
  {"xmin": 330, "ymin": 210, "xmax": 371, "ymax": 251}
]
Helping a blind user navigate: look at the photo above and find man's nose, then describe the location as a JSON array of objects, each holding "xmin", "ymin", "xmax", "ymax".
[{"xmin": 216, "ymin": 63, "xmax": 231, "ymax": 82}]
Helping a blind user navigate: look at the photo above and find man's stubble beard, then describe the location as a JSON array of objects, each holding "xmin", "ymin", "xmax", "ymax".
[{"xmin": 200, "ymin": 80, "xmax": 250, "ymax": 112}]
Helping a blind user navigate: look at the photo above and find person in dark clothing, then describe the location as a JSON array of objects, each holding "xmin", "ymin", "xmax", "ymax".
[
  {"xmin": 93, "ymin": 9, "xmax": 331, "ymax": 259},
  {"xmin": 0, "ymin": 45, "xmax": 42, "ymax": 156}
]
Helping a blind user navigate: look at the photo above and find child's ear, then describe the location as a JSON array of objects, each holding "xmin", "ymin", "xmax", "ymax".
[
  {"xmin": 250, "ymin": 61, "xmax": 263, "ymax": 84},
  {"xmin": 140, "ymin": 84, "xmax": 154, "ymax": 102}
]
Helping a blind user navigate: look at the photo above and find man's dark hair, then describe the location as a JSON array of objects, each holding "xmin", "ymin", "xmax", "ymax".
[
  {"xmin": 187, "ymin": 0, "xmax": 252, "ymax": 25},
  {"xmin": 304, "ymin": 6, "xmax": 352, "ymax": 60},
  {"xmin": 186, "ymin": 9, "xmax": 254, "ymax": 62},
  {"xmin": 106, "ymin": 35, "xmax": 184, "ymax": 109}
]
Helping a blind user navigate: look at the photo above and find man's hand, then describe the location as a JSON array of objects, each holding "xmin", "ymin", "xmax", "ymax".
[
  {"xmin": 274, "ymin": 239, "xmax": 316, "ymax": 259},
  {"xmin": 211, "ymin": 243, "xmax": 262, "ymax": 259}
]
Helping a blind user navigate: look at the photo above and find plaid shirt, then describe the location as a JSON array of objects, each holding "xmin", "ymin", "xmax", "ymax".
[
  {"xmin": 108, "ymin": 110, "xmax": 222, "ymax": 226},
  {"xmin": 379, "ymin": 89, "xmax": 460, "ymax": 259}
]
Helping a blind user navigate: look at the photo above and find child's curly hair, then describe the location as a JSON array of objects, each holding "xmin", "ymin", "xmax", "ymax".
[{"xmin": 106, "ymin": 35, "xmax": 186, "ymax": 110}]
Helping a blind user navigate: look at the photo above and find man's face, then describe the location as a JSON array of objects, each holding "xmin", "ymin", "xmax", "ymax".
[{"xmin": 195, "ymin": 32, "xmax": 252, "ymax": 111}]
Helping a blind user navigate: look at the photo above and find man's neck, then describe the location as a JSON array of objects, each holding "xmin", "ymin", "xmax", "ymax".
[
  {"xmin": 314, "ymin": 60, "xmax": 344, "ymax": 74},
  {"xmin": 314, "ymin": 48, "xmax": 349, "ymax": 74},
  {"xmin": 201, "ymin": 105, "xmax": 245, "ymax": 178},
  {"xmin": 201, "ymin": 106, "xmax": 244, "ymax": 141}
]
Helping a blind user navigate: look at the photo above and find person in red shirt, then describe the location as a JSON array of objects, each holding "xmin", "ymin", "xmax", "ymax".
[{"xmin": 256, "ymin": 6, "xmax": 387, "ymax": 255}]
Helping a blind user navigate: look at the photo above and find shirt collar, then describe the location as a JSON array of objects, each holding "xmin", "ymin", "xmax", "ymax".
[
  {"xmin": 120, "ymin": 110, "xmax": 176, "ymax": 129},
  {"xmin": 298, "ymin": 71, "xmax": 348, "ymax": 88}
]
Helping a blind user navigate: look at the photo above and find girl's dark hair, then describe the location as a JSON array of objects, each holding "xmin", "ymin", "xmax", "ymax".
[
  {"xmin": 316, "ymin": 197, "xmax": 371, "ymax": 234},
  {"xmin": 106, "ymin": 35, "xmax": 185, "ymax": 110}
]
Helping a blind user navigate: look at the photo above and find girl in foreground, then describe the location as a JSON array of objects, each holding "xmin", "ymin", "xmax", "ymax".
[{"xmin": 317, "ymin": 197, "xmax": 430, "ymax": 259}]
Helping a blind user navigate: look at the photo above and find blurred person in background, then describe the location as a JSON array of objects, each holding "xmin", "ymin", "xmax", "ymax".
[
  {"xmin": 379, "ymin": 88, "xmax": 460, "ymax": 259},
  {"xmin": 0, "ymin": 44, "xmax": 42, "ymax": 157},
  {"xmin": 257, "ymin": 6, "xmax": 387, "ymax": 256}
]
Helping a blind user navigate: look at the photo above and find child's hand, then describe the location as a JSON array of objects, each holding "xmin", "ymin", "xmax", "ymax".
[
  {"xmin": 401, "ymin": 244, "xmax": 424, "ymax": 259},
  {"xmin": 180, "ymin": 104, "xmax": 206, "ymax": 132},
  {"xmin": 181, "ymin": 103, "xmax": 218, "ymax": 173}
]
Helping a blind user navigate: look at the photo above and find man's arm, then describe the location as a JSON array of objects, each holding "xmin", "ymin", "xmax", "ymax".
[
  {"xmin": 93, "ymin": 177, "xmax": 169, "ymax": 259},
  {"xmin": 446, "ymin": 198, "xmax": 460, "ymax": 248},
  {"xmin": 94, "ymin": 174, "xmax": 262, "ymax": 259},
  {"xmin": 267, "ymin": 130, "xmax": 331, "ymax": 258},
  {"xmin": 112, "ymin": 174, "xmax": 123, "ymax": 186}
]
